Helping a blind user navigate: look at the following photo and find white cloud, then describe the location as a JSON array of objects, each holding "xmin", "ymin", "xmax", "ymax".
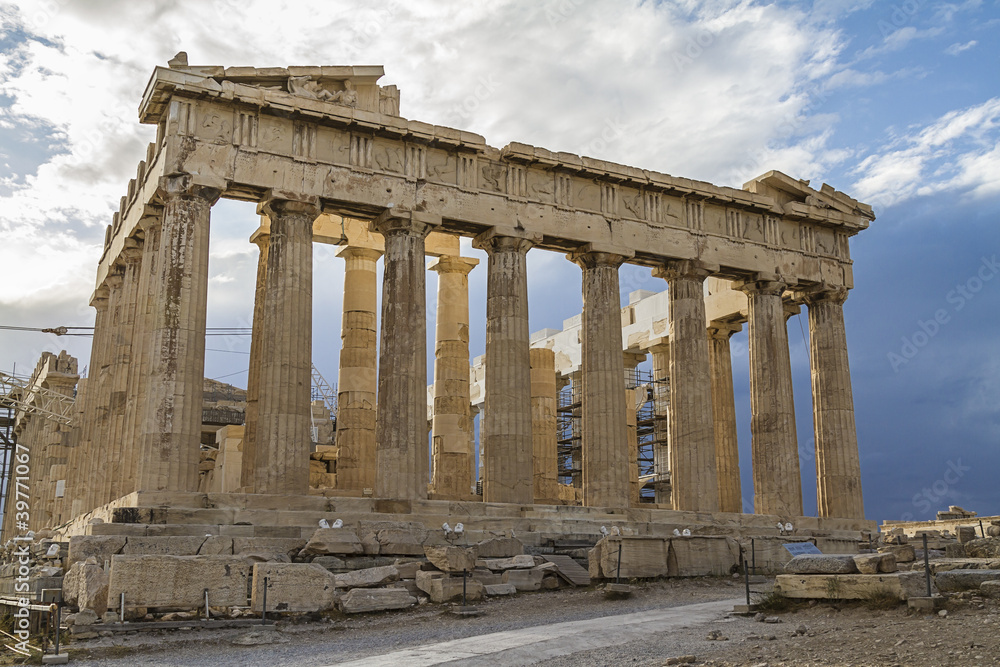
[
  {"xmin": 851, "ymin": 97, "xmax": 1000, "ymax": 208},
  {"xmin": 944, "ymin": 40, "xmax": 978, "ymax": 55}
]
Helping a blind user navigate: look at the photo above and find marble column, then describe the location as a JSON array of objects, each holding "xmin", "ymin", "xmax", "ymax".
[
  {"xmin": 335, "ymin": 245, "xmax": 382, "ymax": 494},
  {"xmin": 529, "ymin": 347, "xmax": 559, "ymax": 504},
  {"xmin": 428, "ymin": 254, "xmax": 479, "ymax": 499},
  {"xmin": 623, "ymin": 351, "xmax": 646, "ymax": 507},
  {"xmin": 106, "ymin": 242, "xmax": 143, "ymax": 503},
  {"xmin": 807, "ymin": 288, "xmax": 864, "ymax": 519},
  {"xmin": 708, "ymin": 323, "xmax": 743, "ymax": 513},
  {"xmin": 647, "ymin": 338, "xmax": 671, "ymax": 505},
  {"xmin": 572, "ymin": 246, "xmax": 632, "ymax": 509},
  {"xmin": 373, "ymin": 209, "xmax": 439, "ymax": 500},
  {"xmin": 86, "ymin": 278, "xmax": 118, "ymax": 511},
  {"xmin": 136, "ymin": 178, "xmax": 220, "ymax": 494},
  {"xmin": 473, "ymin": 229, "xmax": 536, "ymax": 505},
  {"xmin": 240, "ymin": 228, "xmax": 269, "ymax": 491},
  {"xmin": 121, "ymin": 216, "xmax": 160, "ymax": 497},
  {"xmin": 655, "ymin": 261, "xmax": 719, "ymax": 512},
  {"xmin": 254, "ymin": 195, "xmax": 320, "ymax": 495},
  {"xmin": 737, "ymin": 279, "xmax": 803, "ymax": 517}
]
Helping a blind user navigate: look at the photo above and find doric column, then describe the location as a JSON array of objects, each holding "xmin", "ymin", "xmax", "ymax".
[
  {"xmin": 428, "ymin": 254, "xmax": 479, "ymax": 499},
  {"xmin": 473, "ymin": 229, "xmax": 537, "ymax": 505},
  {"xmin": 737, "ymin": 279, "xmax": 803, "ymax": 517},
  {"xmin": 136, "ymin": 177, "xmax": 220, "ymax": 493},
  {"xmin": 806, "ymin": 288, "xmax": 864, "ymax": 519},
  {"xmin": 240, "ymin": 228, "xmax": 268, "ymax": 491},
  {"xmin": 623, "ymin": 351, "xmax": 646, "ymax": 507},
  {"xmin": 335, "ymin": 245, "xmax": 382, "ymax": 494},
  {"xmin": 373, "ymin": 209, "xmax": 439, "ymax": 500},
  {"xmin": 106, "ymin": 242, "xmax": 143, "ymax": 503},
  {"xmin": 571, "ymin": 246, "xmax": 632, "ymax": 509},
  {"xmin": 647, "ymin": 338, "xmax": 671, "ymax": 505},
  {"xmin": 708, "ymin": 323, "xmax": 743, "ymax": 513},
  {"xmin": 529, "ymin": 348, "xmax": 559, "ymax": 504},
  {"xmin": 654, "ymin": 261, "xmax": 719, "ymax": 512},
  {"xmin": 86, "ymin": 278, "xmax": 118, "ymax": 511},
  {"xmin": 254, "ymin": 194, "xmax": 320, "ymax": 495},
  {"xmin": 121, "ymin": 215, "xmax": 160, "ymax": 497}
]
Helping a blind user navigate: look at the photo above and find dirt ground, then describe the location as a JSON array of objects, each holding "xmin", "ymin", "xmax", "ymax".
[{"xmin": 6, "ymin": 577, "xmax": 1000, "ymax": 666}]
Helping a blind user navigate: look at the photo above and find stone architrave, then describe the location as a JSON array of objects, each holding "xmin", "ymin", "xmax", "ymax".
[
  {"xmin": 806, "ymin": 288, "xmax": 864, "ymax": 520},
  {"xmin": 708, "ymin": 323, "xmax": 743, "ymax": 513},
  {"xmin": 335, "ymin": 245, "xmax": 382, "ymax": 494},
  {"xmin": 136, "ymin": 177, "xmax": 220, "ymax": 494},
  {"xmin": 655, "ymin": 260, "xmax": 719, "ymax": 513},
  {"xmin": 428, "ymin": 254, "xmax": 479, "ymax": 499},
  {"xmin": 473, "ymin": 228, "xmax": 538, "ymax": 505},
  {"xmin": 240, "ymin": 228, "xmax": 269, "ymax": 491},
  {"xmin": 737, "ymin": 279, "xmax": 803, "ymax": 517},
  {"xmin": 254, "ymin": 193, "xmax": 321, "ymax": 494},
  {"xmin": 529, "ymin": 348, "xmax": 559, "ymax": 504},
  {"xmin": 571, "ymin": 245, "xmax": 633, "ymax": 509},
  {"xmin": 373, "ymin": 209, "xmax": 439, "ymax": 500}
]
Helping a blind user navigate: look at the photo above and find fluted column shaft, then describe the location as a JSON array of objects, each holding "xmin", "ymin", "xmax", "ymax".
[
  {"xmin": 529, "ymin": 348, "xmax": 559, "ymax": 503},
  {"xmin": 708, "ymin": 324, "xmax": 743, "ymax": 513},
  {"xmin": 241, "ymin": 230, "xmax": 269, "ymax": 491},
  {"xmin": 648, "ymin": 340, "xmax": 671, "ymax": 505},
  {"xmin": 122, "ymin": 218, "xmax": 160, "ymax": 497},
  {"xmin": 374, "ymin": 210, "xmax": 438, "ymax": 500},
  {"xmin": 739, "ymin": 280, "xmax": 803, "ymax": 517},
  {"xmin": 335, "ymin": 246, "xmax": 382, "ymax": 493},
  {"xmin": 573, "ymin": 249, "xmax": 631, "ymax": 509},
  {"xmin": 254, "ymin": 196, "xmax": 320, "ymax": 494},
  {"xmin": 623, "ymin": 352, "xmax": 645, "ymax": 508},
  {"xmin": 474, "ymin": 230, "xmax": 535, "ymax": 504},
  {"xmin": 807, "ymin": 289, "xmax": 864, "ymax": 519},
  {"xmin": 82, "ymin": 286, "xmax": 115, "ymax": 512},
  {"xmin": 429, "ymin": 254, "xmax": 479, "ymax": 499},
  {"xmin": 136, "ymin": 179, "xmax": 219, "ymax": 493},
  {"xmin": 105, "ymin": 244, "xmax": 143, "ymax": 503},
  {"xmin": 656, "ymin": 262, "xmax": 719, "ymax": 511}
]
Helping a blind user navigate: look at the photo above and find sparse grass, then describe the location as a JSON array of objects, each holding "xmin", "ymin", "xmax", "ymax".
[
  {"xmin": 753, "ymin": 590, "xmax": 792, "ymax": 613},
  {"xmin": 825, "ymin": 577, "xmax": 844, "ymax": 600},
  {"xmin": 861, "ymin": 586, "xmax": 903, "ymax": 611}
]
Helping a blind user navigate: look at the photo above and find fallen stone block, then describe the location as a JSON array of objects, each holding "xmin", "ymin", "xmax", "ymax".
[
  {"xmin": 484, "ymin": 583, "xmax": 517, "ymax": 596},
  {"xmin": 250, "ymin": 563, "xmax": 339, "ymax": 613},
  {"xmin": 340, "ymin": 588, "xmax": 416, "ymax": 613},
  {"xmin": 68, "ymin": 536, "xmax": 126, "ymax": 566},
  {"xmin": 424, "ymin": 545, "xmax": 478, "ymax": 573},
  {"xmin": 476, "ymin": 537, "xmax": 524, "ymax": 558},
  {"xmin": 108, "ymin": 555, "xmax": 250, "ymax": 609},
  {"xmin": 425, "ymin": 577, "xmax": 483, "ymax": 603},
  {"xmin": 935, "ymin": 569, "xmax": 1000, "ymax": 592},
  {"xmin": 945, "ymin": 543, "xmax": 967, "ymax": 558},
  {"xmin": 965, "ymin": 538, "xmax": 1000, "ymax": 558},
  {"xmin": 502, "ymin": 568, "xmax": 545, "ymax": 591},
  {"xmin": 470, "ymin": 569, "xmax": 501, "ymax": 585},
  {"xmin": 483, "ymin": 555, "xmax": 535, "ymax": 571},
  {"xmin": 233, "ymin": 538, "xmax": 306, "ymax": 560},
  {"xmin": 592, "ymin": 537, "xmax": 670, "ymax": 579},
  {"xmin": 775, "ymin": 571, "xmax": 931, "ymax": 601},
  {"xmin": 879, "ymin": 544, "xmax": 916, "ymax": 563},
  {"xmin": 669, "ymin": 536, "xmax": 740, "ymax": 577},
  {"xmin": 388, "ymin": 580, "xmax": 421, "ymax": 596},
  {"xmin": 299, "ymin": 528, "xmax": 364, "ymax": 557},
  {"xmin": 62, "ymin": 559, "xmax": 109, "ymax": 615},
  {"xmin": 333, "ymin": 565, "xmax": 399, "ymax": 589},
  {"xmin": 358, "ymin": 521, "xmax": 427, "ymax": 556},
  {"xmin": 415, "ymin": 569, "xmax": 446, "ymax": 595},
  {"xmin": 784, "ymin": 555, "xmax": 859, "ymax": 574},
  {"xmin": 121, "ymin": 536, "xmax": 206, "ymax": 556},
  {"xmin": 393, "ymin": 560, "xmax": 428, "ymax": 579},
  {"xmin": 980, "ymin": 580, "xmax": 1000, "ymax": 598},
  {"xmin": 854, "ymin": 553, "xmax": 897, "ymax": 574},
  {"xmin": 957, "ymin": 526, "xmax": 977, "ymax": 544}
]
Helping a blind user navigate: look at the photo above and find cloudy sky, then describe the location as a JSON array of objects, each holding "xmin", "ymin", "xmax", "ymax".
[{"xmin": 1, "ymin": 0, "xmax": 998, "ymax": 524}]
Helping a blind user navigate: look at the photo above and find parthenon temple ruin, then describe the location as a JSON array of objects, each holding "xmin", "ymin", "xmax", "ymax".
[{"xmin": 2, "ymin": 59, "xmax": 877, "ymax": 579}]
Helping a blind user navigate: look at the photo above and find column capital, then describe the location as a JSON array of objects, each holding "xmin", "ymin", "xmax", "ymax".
[
  {"xmin": 249, "ymin": 226, "xmax": 270, "ymax": 249},
  {"xmin": 428, "ymin": 254, "xmax": 479, "ymax": 275},
  {"xmin": 260, "ymin": 191, "xmax": 322, "ymax": 220},
  {"xmin": 472, "ymin": 227, "xmax": 541, "ymax": 253},
  {"xmin": 645, "ymin": 335, "xmax": 670, "ymax": 354},
  {"xmin": 336, "ymin": 245, "xmax": 384, "ymax": 261},
  {"xmin": 707, "ymin": 322, "xmax": 743, "ymax": 340},
  {"xmin": 156, "ymin": 175, "xmax": 222, "ymax": 205},
  {"xmin": 804, "ymin": 286, "xmax": 849, "ymax": 307},
  {"xmin": 89, "ymin": 286, "xmax": 109, "ymax": 309},
  {"xmin": 137, "ymin": 205, "xmax": 163, "ymax": 234},
  {"xmin": 653, "ymin": 259, "xmax": 719, "ymax": 281},
  {"xmin": 734, "ymin": 279, "xmax": 788, "ymax": 297},
  {"xmin": 104, "ymin": 269, "xmax": 124, "ymax": 290},
  {"xmin": 120, "ymin": 237, "xmax": 144, "ymax": 265},
  {"xmin": 623, "ymin": 351, "xmax": 647, "ymax": 369},
  {"xmin": 569, "ymin": 243, "xmax": 634, "ymax": 269},
  {"xmin": 372, "ymin": 207, "xmax": 440, "ymax": 237}
]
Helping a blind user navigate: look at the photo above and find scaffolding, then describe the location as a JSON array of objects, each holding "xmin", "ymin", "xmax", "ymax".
[{"xmin": 556, "ymin": 368, "xmax": 670, "ymax": 502}]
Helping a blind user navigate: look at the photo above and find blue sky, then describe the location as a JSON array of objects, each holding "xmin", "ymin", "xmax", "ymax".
[{"xmin": 0, "ymin": 0, "xmax": 998, "ymax": 524}]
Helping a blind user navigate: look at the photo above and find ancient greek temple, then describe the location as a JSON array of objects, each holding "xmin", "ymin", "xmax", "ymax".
[{"xmin": 5, "ymin": 58, "xmax": 875, "ymax": 549}]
